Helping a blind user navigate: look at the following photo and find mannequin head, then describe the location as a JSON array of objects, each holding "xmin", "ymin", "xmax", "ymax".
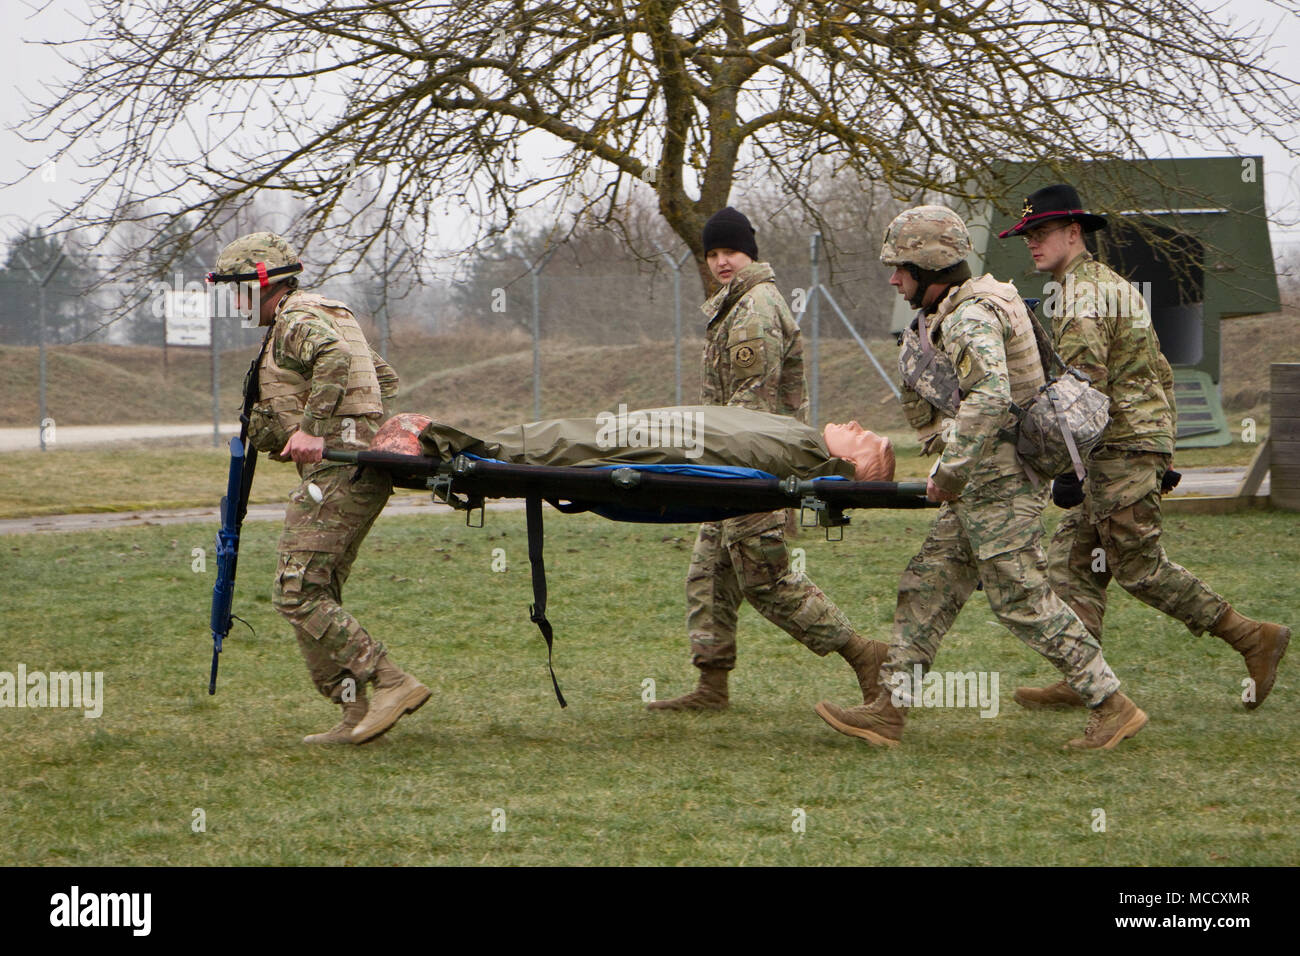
[{"xmin": 823, "ymin": 421, "xmax": 896, "ymax": 481}]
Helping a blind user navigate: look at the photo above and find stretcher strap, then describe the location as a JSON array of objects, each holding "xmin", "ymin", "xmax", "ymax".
[{"xmin": 525, "ymin": 495, "xmax": 567, "ymax": 708}]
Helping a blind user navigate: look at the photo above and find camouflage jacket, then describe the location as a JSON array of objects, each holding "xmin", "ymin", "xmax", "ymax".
[
  {"xmin": 928, "ymin": 278, "xmax": 1034, "ymax": 496},
  {"xmin": 250, "ymin": 289, "xmax": 398, "ymax": 477},
  {"xmin": 1048, "ymin": 252, "xmax": 1175, "ymax": 455},
  {"xmin": 699, "ymin": 262, "xmax": 808, "ymax": 421}
]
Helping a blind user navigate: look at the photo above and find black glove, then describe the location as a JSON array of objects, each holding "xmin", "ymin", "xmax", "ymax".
[
  {"xmin": 1161, "ymin": 468, "xmax": 1182, "ymax": 493},
  {"xmin": 1052, "ymin": 472, "xmax": 1084, "ymax": 509}
]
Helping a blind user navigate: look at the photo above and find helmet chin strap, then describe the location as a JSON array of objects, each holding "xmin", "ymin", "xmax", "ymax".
[
  {"xmin": 907, "ymin": 260, "xmax": 972, "ymax": 311},
  {"xmin": 906, "ymin": 265, "xmax": 930, "ymax": 310}
]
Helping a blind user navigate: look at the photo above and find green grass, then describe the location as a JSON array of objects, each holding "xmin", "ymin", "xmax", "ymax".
[
  {"xmin": 0, "ymin": 437, "xmax": 305, "ymax": 519},
  {"xmin": 1, "ymin": 506, "xmax": 1296, "ymax": 865}
]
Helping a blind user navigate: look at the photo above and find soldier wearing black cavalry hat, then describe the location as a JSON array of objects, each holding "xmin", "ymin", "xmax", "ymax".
[{"xmin": 999, "ymin": 185, "xmax": 1290, "ymax": 711}]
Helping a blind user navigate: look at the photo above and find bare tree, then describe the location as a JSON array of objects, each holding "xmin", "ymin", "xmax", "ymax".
[{"xmin": 18, "ymin": 0, "xmax": 1300, "ymax": 295}]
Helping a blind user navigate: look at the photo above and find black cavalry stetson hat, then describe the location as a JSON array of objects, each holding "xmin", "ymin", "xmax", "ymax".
[{"xmin": 997, "ymin": 183, "xmax": 1108, "ymax": 238}]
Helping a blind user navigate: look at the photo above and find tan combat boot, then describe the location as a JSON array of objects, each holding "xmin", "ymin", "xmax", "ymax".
[
  {"xmin": 1210, "ymin": 607, "xmax": 1291, "ymax": 710},
  {"xmin": 1013, "ymin": 679, "xmax": 1087, "ymax": 710},
  {"xmin": 350, "ymin": 655, "xmax": 431, "ymax": 743},
  {"xmin": 303, "ymin": 692, "xmax": 369, "ymax": 745},
  {"xmin": 1063, "ymin": 691, "xmax": 1148, "ymax": 750},
  {"xmin": 646, "ymin": 667, "xmax": 729, "ymax": 711},
  {"xmin": 814, "ymin": 691, "xmax": 906, "ymax": 747},
  {"xmin": 839, "ymin": 634, "xmax": 890, "ymax": 704}
]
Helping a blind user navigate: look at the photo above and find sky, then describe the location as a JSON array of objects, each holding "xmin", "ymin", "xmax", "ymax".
[{"xmin": 2, "ymin": 0, "xmax": 1299, "ymax": 263}]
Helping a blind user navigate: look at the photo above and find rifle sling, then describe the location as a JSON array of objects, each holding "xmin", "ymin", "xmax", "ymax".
[
  {"xmin": 1023, "ymin": 301, "xmax": 1069, "ymax": 377},
  {"xmin": 235, "ymin": 327, "xmax": 274, "ymax": 524}
]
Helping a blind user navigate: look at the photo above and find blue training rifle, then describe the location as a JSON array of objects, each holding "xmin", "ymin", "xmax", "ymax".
[{"xmin": 207, "ymin": 329, "xmax": 272, "ymax": 694}]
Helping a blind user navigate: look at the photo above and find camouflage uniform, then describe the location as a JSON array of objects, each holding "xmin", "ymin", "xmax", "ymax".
[
  {"xmin": 251, "ymin": 288, "xmax": 400, "ymax": 703},
  {"xmin": 1046, "ymin": 251, "xmax": 1227, "ymax": 639},
  {"xmin": 686, "ymin": 261, "xmax": 859, "ymax": 668},
  {"xmin": 884, "ymin": 275, "xmax": 1119, "ymax": 705}
]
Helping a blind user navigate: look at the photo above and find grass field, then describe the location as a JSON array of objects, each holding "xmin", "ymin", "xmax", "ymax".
[{"xmin": 2, "ymin": 505, "xmax": 1296, "ymax": 866}]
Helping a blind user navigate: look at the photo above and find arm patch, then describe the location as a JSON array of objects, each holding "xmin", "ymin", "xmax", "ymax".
[
  {"xmin": 729, "ymin": 338, "xmax": 764, "ymax": 371},
  {"xmin": 954, "ymin": 344, "xmax": 987, "ymax": 392}
]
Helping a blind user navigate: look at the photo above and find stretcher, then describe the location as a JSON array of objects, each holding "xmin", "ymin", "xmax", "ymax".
[
  {"xmin": 326, "ymin": 449, "xmax": 931, "ymax": 525},
  {"xmin": 324, "ymin": 448, "xmax": 936, "ymax": 708}
]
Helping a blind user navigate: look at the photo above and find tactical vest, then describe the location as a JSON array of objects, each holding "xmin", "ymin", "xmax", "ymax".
[
  {"xmin": 901, "ymin": 276, "xmax": 1045, "ymax": 419},
  {"xmin": 937, "ymin": 276, "xmax": 1046, "ymax": 407},
  {"xmin": 247, "ymin": 292, "xmax": 383, "ymax": 454}
]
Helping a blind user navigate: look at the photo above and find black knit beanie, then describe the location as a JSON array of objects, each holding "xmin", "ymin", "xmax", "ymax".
[{"xmin": 702, "ymin": 207, "xmax": 759, "ymax": 260}]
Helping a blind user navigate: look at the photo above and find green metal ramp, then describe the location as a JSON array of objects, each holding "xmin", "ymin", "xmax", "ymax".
[{"xmin": 1172, "ymin": 368, "xmax": 1231, "ymax": 447}]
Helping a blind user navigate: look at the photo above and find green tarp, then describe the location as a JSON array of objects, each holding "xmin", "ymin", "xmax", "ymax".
[{"xmin": 418, "ymin": 405, "xmax": 856, "ymax": 479}]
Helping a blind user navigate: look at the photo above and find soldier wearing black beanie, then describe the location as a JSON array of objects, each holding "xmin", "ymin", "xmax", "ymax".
[{"xmin": 648, "ymin": 205, "xmax": 886, "ymax": 715}]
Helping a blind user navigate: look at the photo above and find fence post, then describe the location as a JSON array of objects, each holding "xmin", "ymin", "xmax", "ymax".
[
  {"xmin": 211, "ymin": 308, "xmax": 221, "ymax": 447},
  {"xmin": 816, "ymin": 284, "xmax": 901, "ymax": 400},
  {"xmin": 808, "ymin": 232, "xmax": 821, "ymax": 425},
  {"xmin": 521, "ymin": 251, "xmax": 554, "ymax": 420},
  {"xmin": 15, "ymin": 248, "xmax": 65, "ymax": 452}
]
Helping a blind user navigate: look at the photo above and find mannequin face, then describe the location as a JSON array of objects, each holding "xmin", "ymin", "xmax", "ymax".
[
  {"xmin": 706, "ymin": 248, "xmax": 752, "ymax": 285},
  {"xmin": 823, "ymin": 421, "xmax": 896, "ymax": 482}
]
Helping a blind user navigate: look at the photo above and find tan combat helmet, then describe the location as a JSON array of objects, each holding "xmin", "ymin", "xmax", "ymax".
[
  {"xmin": 879, "ymin": 205, "xmax": 972, "ymax": 271},
  {"xmin": 207, "ymin": 232, "xmax": 303, "ymax": 289}
]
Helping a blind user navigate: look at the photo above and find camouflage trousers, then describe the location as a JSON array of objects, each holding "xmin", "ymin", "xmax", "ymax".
[
  {"xmin": 686, "ymin": 509, "xmax": 857, "ymax": 669},
  {"xmin": 1049, "ymin": 466, "xmax": 1227, "ymax": 641},
  {"xmin": 884, "ymin": 474, "xmax": 1119, "ymax": 705},
  {"xmin": 271, "ymin": 464, "xmax": 393, "ymax": 702}
]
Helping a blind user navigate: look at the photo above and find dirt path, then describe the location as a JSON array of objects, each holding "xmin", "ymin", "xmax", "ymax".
[
  {"xmin": 0, "ymin": 424, "xmax": 242, "ymax": 452},
  {"xmin": 0, "ymin": 492, "xmax": 532, "ymax": 535}
]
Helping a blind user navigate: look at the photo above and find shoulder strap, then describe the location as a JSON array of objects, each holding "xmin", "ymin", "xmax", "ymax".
[
  {"xmin": 234, "ymin": 327, "xmax": 275, "ymax": 526},
  {"xmin": 1048, "ymin": 384, "xmax": 1088, "ymax": 480},
  {"xmin": 917, "ymin": 310, "xmax": 965, "ymax": 412},
  {"xmin": 241, "ymin": 326, "xmax": 275, "ymax": 434}
]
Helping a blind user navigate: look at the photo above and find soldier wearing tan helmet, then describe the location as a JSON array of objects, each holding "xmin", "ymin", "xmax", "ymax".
[
  {"xmin": 209, "ymin": 232, "xmax": 430, "ymax": 744},
  {"xmin": 814, "ymin": 205, "xmax": 1148, "ymax": 750}
]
